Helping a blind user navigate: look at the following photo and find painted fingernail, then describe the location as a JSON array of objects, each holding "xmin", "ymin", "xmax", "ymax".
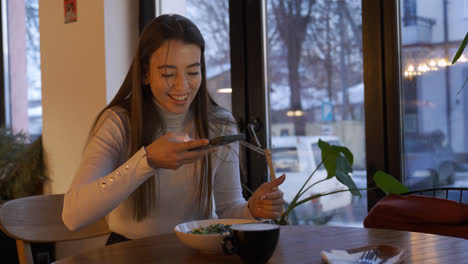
[{"xmin": 261, "ymin": 195, "xmax": 266, "ymax": 200}]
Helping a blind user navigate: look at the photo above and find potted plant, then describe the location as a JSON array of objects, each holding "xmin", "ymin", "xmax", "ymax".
[
  {"xmin": 0, "ymin": 130, "xmax": 47, "ymax": 203},
  {"xmin": 0, "ymin": 129, "xmax": 48, "ymax": 264},
  {"xmin": 267, "ymin": 139, "xmax": 407, "ymax": 225}
]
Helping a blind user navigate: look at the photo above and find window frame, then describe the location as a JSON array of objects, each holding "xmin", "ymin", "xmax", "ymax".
[
  {"xmin": 139, "ymin": 0, "xmax": 155, "ymax": 32},
  {"xmin": 230, "ymin": 0, "xmax": 269, "ymax": 191},
  {"xmin": 362, "ymin": 0, "xmax": 402, "ymax": 208},
  {"xmin": 0, "ymin": 1, "xmax": 5, "ymax": 127}
]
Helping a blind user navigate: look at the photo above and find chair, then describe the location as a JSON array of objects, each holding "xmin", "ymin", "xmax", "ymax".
[
  {"xmin": 0, "ymin": 194, "xmax": 110, "ymax": 264},
  {"xmin": 363, "ymin": 188, "xmax": 468, "ymax": 239},
  {"xmin": 402, "ymin": 187, "xmax": 468, "ymax": 203}
]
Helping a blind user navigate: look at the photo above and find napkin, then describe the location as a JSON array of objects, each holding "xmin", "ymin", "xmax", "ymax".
[
  {"xmin": 321, "ymin": 249, "xmax": 401, "ymax": 264},
  {"xmin": 321, "ymin": 250, "xmax": 360, "ymax": 264}
]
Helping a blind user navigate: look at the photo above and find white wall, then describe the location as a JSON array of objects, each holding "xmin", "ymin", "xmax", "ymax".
[
  {"xmin": 104, "ymin": 0, "xmax": 139, "ymax": 103},
  {"xmin": 40, "ymin": 0, "xmax": 138, "ymax": 194},
  {"xmin": 39, "ymin": 0, "xmax": 138, "ymax": 258},
  {"xmin": 40, "ymin": 0, "xmax": 107, "ymax": 194}
]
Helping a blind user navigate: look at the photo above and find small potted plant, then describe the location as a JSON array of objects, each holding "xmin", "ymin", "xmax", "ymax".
[{"xmin": 270, "ymin": 139, "xmax": 407, "ymax": 225}]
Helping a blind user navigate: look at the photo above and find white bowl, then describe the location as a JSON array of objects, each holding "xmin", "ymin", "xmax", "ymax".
[{"xmin": 174, "ymin": 218, "xmax": 258, "ymax": 254}]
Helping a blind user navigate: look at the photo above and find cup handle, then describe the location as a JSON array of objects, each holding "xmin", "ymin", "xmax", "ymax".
[{"xmin": 222, "ymin": 235, "xmax": 237, "ymax": 254}]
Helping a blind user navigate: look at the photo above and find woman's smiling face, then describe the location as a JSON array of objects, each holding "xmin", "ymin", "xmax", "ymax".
[{"xmin": 145, "ymin": 40, "xmax": 202, "ymax": 114}]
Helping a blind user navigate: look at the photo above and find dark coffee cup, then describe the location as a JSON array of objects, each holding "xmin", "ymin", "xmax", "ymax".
[{"xmin": 222, "ymin": 223, "xmax": 280, "ymax": 264}]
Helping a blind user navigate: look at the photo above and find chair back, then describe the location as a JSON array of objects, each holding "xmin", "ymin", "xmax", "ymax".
[
  {"xmin": 402, "ymin": 187, "xmax": 468, "ymax": 203},
  {"xmin": 0, "ymin": 194, "xmax": 110, "ymax": 264},
  {"xmin": 364, "ymin": 188, "xmax": 468, "ymax": 240}
]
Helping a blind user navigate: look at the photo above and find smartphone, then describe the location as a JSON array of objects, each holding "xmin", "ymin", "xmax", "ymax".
[{"xmin": 188, "ymin": 134, "xmax": 246, "ymax": 151}]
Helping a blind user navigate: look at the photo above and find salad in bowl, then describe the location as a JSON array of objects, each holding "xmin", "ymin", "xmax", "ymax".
[{"xmin": 174, "ymin": 218, "xmax": 258, "ymax": 254}]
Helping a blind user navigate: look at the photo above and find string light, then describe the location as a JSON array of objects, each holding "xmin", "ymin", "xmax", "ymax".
[
  {"xmin": 403, "ymin": 55, "xmax": 467, "ymax": 79},
  {"xmin": 417, "ymin": 64, "xmax": 429, "ymax": 72},
  {"xmin": 438, "ymin": 59, "xmax": 448, "ymax": 67},
  {"xmin": 459, "ymin": 55, "xmax": 467, "ymax": 63}
]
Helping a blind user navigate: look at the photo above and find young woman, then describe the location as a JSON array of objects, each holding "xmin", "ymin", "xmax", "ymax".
[{"xmin": 62, "ymin": 14, "xmax": 286, "ymax": 244}]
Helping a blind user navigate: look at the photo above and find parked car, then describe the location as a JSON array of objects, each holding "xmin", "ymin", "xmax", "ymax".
[
  {"xmin": 404, "ymin": 132, "xmax": 457, "ymax": 190},
  {"xmin": 271, "ymin": 136, "xmax": 353, "ymax": 224}
]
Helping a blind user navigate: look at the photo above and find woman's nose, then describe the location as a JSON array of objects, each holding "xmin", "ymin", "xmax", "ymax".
[{"xmin": 173, "ymin": 74, "xmax": 190, "ymax": 91}]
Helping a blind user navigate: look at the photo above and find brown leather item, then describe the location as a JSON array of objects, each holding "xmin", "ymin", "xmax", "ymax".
[{"xmin": 364, "ymin": 193, "xmax": 468, "ymax": 239}]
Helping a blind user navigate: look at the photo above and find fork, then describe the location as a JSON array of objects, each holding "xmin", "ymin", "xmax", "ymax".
[{"xmin": 357, "ymin": 249, "xmax": 379, "ymax": 264}]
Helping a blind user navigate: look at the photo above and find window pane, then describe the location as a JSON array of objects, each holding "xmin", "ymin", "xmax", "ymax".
[
  {"xmin": 3, "ymin": 0, "xmax": 42, "ymax": 137},
  {"xmin": 266, "ymin": 0, "xmax": 366, "ymax": 227},
  {"xmin": 160, "ymin": 0, "xmax": 232, "ymax": 111},
  {"xmin": 272, "ymin": 147, "xmax": 301, "ymax": 173},
  {"xmin": 2, "ymin": 0, "xmax": 42, "ymax": 138},
  {"xmin": 400, "ymin": 0, "xmax": 468, "ymax": 197}
]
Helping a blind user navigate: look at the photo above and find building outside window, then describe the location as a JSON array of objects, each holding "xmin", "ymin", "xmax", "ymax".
[{"xmin": 400, "ymin": 0, "xmax": 468, "ymax": 195}]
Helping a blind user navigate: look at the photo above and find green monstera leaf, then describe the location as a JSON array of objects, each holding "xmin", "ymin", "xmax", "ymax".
[
  {"xmin": 452, "ymin": 32, "xmax": 467, "ymax": 64},
  {"xmin": 318, "ymin": 139, "xmax": 354, "ymax": 179},
  {"xmin": 373, "ymin": 170, "xmax": 409, "ymax": 194},
  {"xmin": 453, "ymin": 32, "xmax": 468, "ymax": 95},
  {"xmin": 335, "ymin": 156, "xmax": 361, "ymax": 198}
]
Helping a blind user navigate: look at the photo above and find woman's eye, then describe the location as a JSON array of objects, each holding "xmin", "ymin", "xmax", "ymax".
[{"xmin": 188, "ymin": 72, "xmax": 199, "ymax": 76}]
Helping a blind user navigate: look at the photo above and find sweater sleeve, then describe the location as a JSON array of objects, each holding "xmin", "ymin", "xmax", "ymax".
[
  {"xmin": 212, "ymin": 120, "xmax": 256, "ymax": 220},
  {"xmin": 62, "ymin": 109, "xmax": 155, "ymax": 231}
]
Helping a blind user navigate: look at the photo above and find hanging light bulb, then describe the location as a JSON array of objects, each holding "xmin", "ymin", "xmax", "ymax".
[
  {"xmin": 459, "ymin": 55, "xmax": 466, "ymax": 63},
  {"xmin": 438, "ymin": 59, "xmax": 448, "ymax": 67}
]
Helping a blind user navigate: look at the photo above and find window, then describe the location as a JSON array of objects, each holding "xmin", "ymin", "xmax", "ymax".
[
  {"xmin": 403, "ymin": 0, "xmax": 416, "ymax": 26},
  {"xmin": 144, "ymin": 0, "xmax": 415, "ymax": 224},
  {"xmin": 2, "ymin": 0, "xmax": 42, "ymax": 138},
  {"xmin": 271, "ymin": 147, "xmax": 300, "ymax": 173},
  {"xmin": 266, "ymin": 0, "xmax": 366, "ymax": 227},
  {"xmin": 400, "ymin": 0, "xmax": 468, "ymax": 191},
  {"xmin": 464, "ymin": 0, "xmax": 468, "ymax": 19}
]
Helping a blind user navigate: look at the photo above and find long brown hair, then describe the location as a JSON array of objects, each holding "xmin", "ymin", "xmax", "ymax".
[{"xmin": 89, "ymin": 14, "xmax": 229, "ymax": 221}]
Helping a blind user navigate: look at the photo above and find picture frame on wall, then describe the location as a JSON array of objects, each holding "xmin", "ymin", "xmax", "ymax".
[{"xmin": 64, "ymin": 0, "xmax": 77, "ymax": 24}]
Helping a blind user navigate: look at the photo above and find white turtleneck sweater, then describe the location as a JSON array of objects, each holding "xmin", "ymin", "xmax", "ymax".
[{"xmin": 62, "ymin": 104, "xmax": 254, "ymax": 239}]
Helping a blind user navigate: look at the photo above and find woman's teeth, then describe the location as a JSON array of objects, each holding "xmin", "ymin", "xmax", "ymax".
[{"xmin": 169, "ymin": 95, "xmax": 188, "ymax": 101}]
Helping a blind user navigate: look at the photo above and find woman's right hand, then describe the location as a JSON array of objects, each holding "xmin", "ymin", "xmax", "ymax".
[{"xmin": 145, "ymin": 132, "xmax": 215, "ymax": 170}]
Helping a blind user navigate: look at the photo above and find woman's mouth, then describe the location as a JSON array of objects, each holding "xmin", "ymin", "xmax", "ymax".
[{"xmin": 168, "ymin": 94, "xmax": 189, "ymax": 104}]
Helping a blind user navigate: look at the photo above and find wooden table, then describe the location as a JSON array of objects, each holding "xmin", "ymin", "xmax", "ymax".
[{"xmin": 54, "ymin": 225, "xmax": 468, "ymax": 263}]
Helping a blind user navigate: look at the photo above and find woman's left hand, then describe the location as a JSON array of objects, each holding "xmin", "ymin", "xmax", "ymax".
[{"xmin": 248, "ymin": 174, "xmax": 286, "ymax": 219}]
